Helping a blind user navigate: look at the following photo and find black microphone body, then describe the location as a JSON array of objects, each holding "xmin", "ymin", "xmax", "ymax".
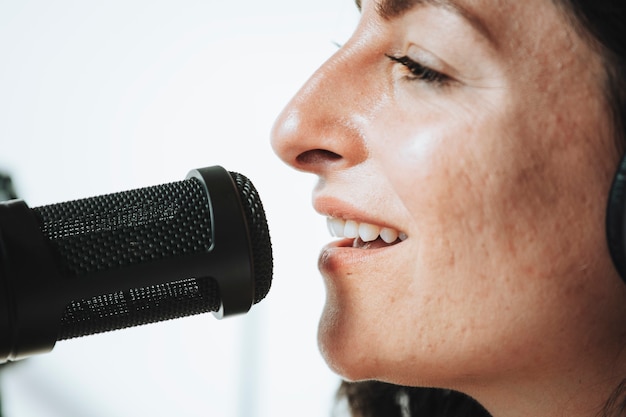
[{"xmin": 0, "ymin": 166, "xmax": 272, "ymax": 362}]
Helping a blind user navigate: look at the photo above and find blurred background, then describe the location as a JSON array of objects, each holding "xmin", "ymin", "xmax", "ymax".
[{"xmin": 0, "ymin": 1, "xmax": 360, "ymax": 416}]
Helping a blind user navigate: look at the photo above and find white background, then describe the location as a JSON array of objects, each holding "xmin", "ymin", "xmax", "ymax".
[{"xmin": 0, "ymin": 1, "xmax": 360, "ymax": 416}]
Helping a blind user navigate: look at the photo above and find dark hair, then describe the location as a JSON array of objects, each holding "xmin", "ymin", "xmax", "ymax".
[
  {"xmin": 334, "ymin": 1, "xmax": 626, "ymax": 416},
  {"xmin": 561, "ymin": 2, "xmax": 626, "ymax": 414},
  {"xmin": 557, "ymin": 0, "xmax": 626, "ymax": 155},
  {"xmin": 334, "ymin": 381, "xmax": 491, "ymax": 417}
]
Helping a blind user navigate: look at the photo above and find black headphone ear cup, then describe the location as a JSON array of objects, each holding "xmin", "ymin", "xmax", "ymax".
[{"xmin": 607, "ymin": 152, "xmax": 626, "ymax": 281}]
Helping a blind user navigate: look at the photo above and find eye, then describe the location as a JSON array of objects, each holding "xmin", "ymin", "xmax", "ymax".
[{"xmin": 386, "ymin": 54, "xmax": 451, "ymax": 86}]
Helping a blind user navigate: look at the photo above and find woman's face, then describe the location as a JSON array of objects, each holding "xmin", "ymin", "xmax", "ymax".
[{"xmin": 271, "ymin": 0, "xmax": 625, "ymax": 388}]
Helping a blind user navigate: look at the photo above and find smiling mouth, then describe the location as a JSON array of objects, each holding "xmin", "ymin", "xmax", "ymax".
[{"xmin": 326, "ymin": 217, "xmax": 407, "ymax": 249}]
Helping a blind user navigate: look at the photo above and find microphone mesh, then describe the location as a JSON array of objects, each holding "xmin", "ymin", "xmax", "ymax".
[
  {"xmin": 34, "ymin": 178, "xmax": 213, "ymax": 275},
  {"xmin": 32, "ymin": 178, "xmax": 221, "ymax": 340},
  {"xmin": 31, "ymin": 171, "xmax": 272, "ymax": 341},
  {"xmin": 229, "ymin": 171, "xmax": 272, "ymax": 305},
  {"xmin": 57, "ymin": 277, "xmax": 220, "ymax": 340}
]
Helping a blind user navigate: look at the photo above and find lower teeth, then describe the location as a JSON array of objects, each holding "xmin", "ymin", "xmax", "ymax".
[{"xmin": 353, "ymin": 237, "xmax": 400, "ymax": 249}]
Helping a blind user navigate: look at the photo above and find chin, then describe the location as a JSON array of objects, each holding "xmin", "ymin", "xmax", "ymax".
[
  {"xmin": 316, "ymin": 303, "xmax": 375, "ymax": 382},
  {"xmin": 316, "ymin": 303, "xmax": 411, "ymax": 384},
  {"xmin": 315, "ymin": 300, "xmax": 492, "ymax": 389}
]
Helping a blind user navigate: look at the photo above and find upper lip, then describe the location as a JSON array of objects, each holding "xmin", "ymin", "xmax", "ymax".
[{"xmin": 313, "ymin": 196, "xmax": 403, "ymax": 232}]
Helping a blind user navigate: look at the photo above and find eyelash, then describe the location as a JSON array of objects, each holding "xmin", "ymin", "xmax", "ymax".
[{"xmin": 386, "ymin": 54, "xmax": 451, "ymax": 86}]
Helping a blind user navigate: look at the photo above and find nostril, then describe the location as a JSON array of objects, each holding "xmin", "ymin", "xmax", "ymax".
[{"xmin": 296, "ymin": 149, "xmax": 342, "ymax": 166}]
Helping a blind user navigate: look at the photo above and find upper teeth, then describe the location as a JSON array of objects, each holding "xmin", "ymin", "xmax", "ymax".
[{"xmin": 327, "ymin": 217, "xmax": 407, "ymax": 243}]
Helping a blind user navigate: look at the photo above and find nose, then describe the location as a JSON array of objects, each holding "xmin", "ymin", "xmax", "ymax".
[{"xmin": 270, "ymin": 46, "xmax": 370, "ymax": 176}]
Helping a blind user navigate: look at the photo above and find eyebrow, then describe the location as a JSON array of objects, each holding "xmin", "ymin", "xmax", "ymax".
[{"xmin": 354, "ymin": 0, "xmax": 495, "ymax": 46}]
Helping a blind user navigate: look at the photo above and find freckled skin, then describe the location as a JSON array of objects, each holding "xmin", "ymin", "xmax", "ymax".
[{"xmin": 271, "ymin": 0, "xmax": 626, "ymax": 415}]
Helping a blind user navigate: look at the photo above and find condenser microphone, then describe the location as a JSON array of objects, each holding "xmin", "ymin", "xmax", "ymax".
[{"xmin": 0, "ymin": 166, "xmax": 272, "ymax": 362}]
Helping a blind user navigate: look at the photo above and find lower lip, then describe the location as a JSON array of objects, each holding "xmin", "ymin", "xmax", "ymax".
[{"xmin": 318, "ymin": 238, "xmax": 401, "ymax": 271}]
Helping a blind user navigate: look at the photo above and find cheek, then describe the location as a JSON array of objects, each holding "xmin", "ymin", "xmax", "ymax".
[
  {"xmin": 376, "ymin": 121, "xmax": 507, "ymax": 273},
  {"xmin": 375, "ymin": 105, "xmax": 594, "ymax": 280},
  {"xmin": 376, "ymin": 100, "xmax": 612, "ymax": 310}
]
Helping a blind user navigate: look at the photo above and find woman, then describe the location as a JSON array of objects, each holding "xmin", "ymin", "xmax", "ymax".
[{"xmin": 271, "ymin": 0, "xmax": 626, "ymax": 415}]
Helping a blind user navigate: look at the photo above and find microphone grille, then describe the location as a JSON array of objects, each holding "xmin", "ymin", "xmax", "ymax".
[
  {"xmin": 29, "ymin": 169, "xmax": 272, "ymax": 342},
  {"xmin": 33, "ymin": 179, "xmax": 223, "ymax": 341},
  {"xmin": 34, "ymin": 179, "xmax": 213, "ymax": 276},
  {"xmin": 229, "ymin": 171, "xmax": 273, "ymax": 304}
]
